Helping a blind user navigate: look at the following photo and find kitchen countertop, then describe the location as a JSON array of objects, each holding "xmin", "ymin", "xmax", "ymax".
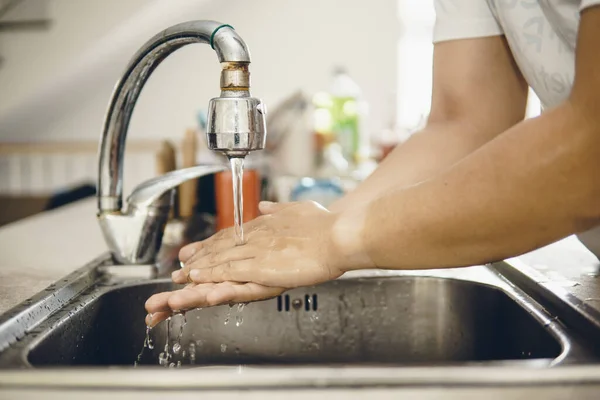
[
  {"xmin": 502, "ymin": 235, "xmax": 600, "ymax": 322},
  {"xmin": 511, "ymin": 235, "xmax": 600, "ymax": 299},
  {"xmin": 0, "ymin": 198, "xmax": 105, "ymax": 314}
]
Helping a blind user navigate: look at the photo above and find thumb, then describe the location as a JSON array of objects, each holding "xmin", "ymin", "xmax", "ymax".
[{"xmin": 259, "ymin": 201, "xmax": 296, "ymax": 215}]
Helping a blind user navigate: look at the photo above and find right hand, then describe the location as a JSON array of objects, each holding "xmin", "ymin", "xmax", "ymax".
[{"xmin": 145, "ymin": 281, "xmax": 285, "ymax": 327}]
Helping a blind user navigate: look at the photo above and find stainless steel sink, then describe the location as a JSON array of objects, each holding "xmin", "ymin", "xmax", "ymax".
[
  {"xmin": 29, "ymin": 277, "xmax": 561, "ymax": 367},
  {"xmin": 0, "ymin": 263, "xmax": 586, "ymax": 368}
]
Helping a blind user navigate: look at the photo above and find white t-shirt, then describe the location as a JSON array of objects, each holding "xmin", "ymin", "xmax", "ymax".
[
  {"xmin": 433, "ymin": 0, "xmax": 600, "ymax": 109},
  {"xmin": 434, "ymin": 1, "xmax": 600, "ymax": 257}
]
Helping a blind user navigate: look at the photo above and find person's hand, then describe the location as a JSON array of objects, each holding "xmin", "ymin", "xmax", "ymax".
[
  {"xmin": 173, "ymin": 201, "xmax": 360, "ymax": 289},
  {"xmin": 144, "ymin": 200, "xmax": 372, "ymax": 323},
  {"xmin": 144, "ymin": 281, "xmax": 285, "ymax": 327}
]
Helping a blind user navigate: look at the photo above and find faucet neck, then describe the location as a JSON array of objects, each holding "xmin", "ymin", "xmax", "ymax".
[{"xmin": 97, "ymin": 21, "xmax": 251, "ymax": 213}]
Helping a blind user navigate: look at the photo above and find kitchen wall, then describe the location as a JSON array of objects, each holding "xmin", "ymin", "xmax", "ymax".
[
  {"xmin": 0, "ymin": 0, "xmax": 149, "ymax": 112},
  {"xmin": 0, "ymin": 0, "xmax": 400, "ymax": 143}
]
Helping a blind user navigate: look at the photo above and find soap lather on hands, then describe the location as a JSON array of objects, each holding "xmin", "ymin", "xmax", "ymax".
[{"xmin": 144, "ymin": 200, "xmax": 371, "ymax": 327}]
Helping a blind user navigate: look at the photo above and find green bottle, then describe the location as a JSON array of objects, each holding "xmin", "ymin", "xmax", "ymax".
[{"xmin": 329, "ymin": 67, "xmax": 363, "ymax": 163}]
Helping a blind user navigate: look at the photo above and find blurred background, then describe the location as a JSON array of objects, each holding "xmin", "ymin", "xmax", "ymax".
[{"xmin": 0, "ymin": 0, "xmax": 539, "ymax": 228}]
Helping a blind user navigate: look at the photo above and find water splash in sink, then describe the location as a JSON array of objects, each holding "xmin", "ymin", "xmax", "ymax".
[
  {"xmin": 134, "ymin": 316, "xmax": 154, "ymax": 367},
  {"xmin": 224, "ymin": 304, "xmax": 233, "ymax": 325}
]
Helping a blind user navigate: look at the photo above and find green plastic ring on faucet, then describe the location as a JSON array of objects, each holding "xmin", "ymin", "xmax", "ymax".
[{"xmin": 210, "ymin": 24, "xmax": 235, "ymax": 49}]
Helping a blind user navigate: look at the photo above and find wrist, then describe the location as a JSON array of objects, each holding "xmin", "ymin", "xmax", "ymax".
[{"xmin": 329, "ymin": 206, "xmax": 375, "ymax": 272}]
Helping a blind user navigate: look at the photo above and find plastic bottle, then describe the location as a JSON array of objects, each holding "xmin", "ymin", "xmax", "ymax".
[{"xmin": 329, "ymin": 67, "xmax": 367, "ymax": 164}]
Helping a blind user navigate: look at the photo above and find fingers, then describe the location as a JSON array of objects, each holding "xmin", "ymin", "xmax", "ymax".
[
  {"xmin": 145, "ymin": 291, "xmax": 173, "ymax": 314},
  {"xmin": 179, "ymin": 243, "xmax": 200, "ymax": 264},
  {"xmin": 167, "ymin": 282, "xmax": 285, "ymax": 310},
  {"xmin": 166, "ymin": 283, "xmax": 219, "ymax": 310},
  {"xmin": 174, "ymin": 241, "xmax": 252, "ymax": 284},
  {"xmin": 145, "ymin": 284, "xmax": 218, "ymax": 318},
  {"xmin": 178, "ymin": 228, "xmax": 233, "ymax": 263},
  {"xmin": 145, "ymin": 282, "xmax": 285, "ymax": 317},
  {"xmin": 188, "ymin": 244, "xmax": 256, "ymax": 271},
  {"xmin": 175, "ymin": 235, "xmax": 239, "ymax": 284},
  {"xmin": 146, "ymin": 311, "xmax": 171, "ymax": 327},
  {"xmin": 171, "ymin": 269, "xmax": 189, "ymax": 285},
  {"xmin": 145, "ymin": 291, "xmax": 175, "ymax": 327},
  {"xmin": 206, "ymin": 282, "xmax": 285, "ymax": 305},
  {"xmin": 189, "ymin": 258, "xmax": 256, "ymax": 284}
]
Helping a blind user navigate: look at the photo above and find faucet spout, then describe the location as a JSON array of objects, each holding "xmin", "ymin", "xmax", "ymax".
[
  {"xmin": 96, "ymin": 21, "xmax": 266, "ymax": 264},
  {"xmin": 98, "ymin": 20, "xmax": 257, "ymax": 213}
]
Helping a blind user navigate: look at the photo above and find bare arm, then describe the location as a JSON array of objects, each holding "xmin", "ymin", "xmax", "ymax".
[
  {"xmin": 329, "ymin": 35, "xmax": 528, "ymax": 212},
  {"xmin": 349, "ymin": 7, "xmax": 600, "ymax": 270}
]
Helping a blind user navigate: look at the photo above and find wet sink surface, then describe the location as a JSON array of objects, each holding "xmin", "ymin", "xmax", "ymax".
[{"xmin": 26, "ymin": 275, "xmax": 563, "ymax": 367}]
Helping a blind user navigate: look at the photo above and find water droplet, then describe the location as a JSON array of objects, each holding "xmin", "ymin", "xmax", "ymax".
[
  {"xmin": 134, "ymin": 325, "xmax": 154, "ymax": 365},
  {"xmin": 221, "ymin": 344, "xmax": 227, "ymax": 353},
  {"xmin": 176, "ymin": 360, "xmax": 182, "ymax": 368},
  {"xmin": 189, "ymin": 342, "xmax": 197, "ymax": 364},
  {"xmin": 163, "ymin": 318, "xmax": 172, "ymax": 363},
  {"xmin": 224, "ymin": 304, "xmax": 233, "ymax": 325},
  {"xmin": 189, "ymin": 342, "xmax": 196, "ymax": 351},
  {"xmin": 158, "ymin": 352, "xmax": 168, "ymax": 366},
  {"xmin": 235, "ymin": 315, "xmax": 244, "ymax": 327},
  {"xmin": 237, "ymin": 303, "xmax": 247, "ymax": 312},
  {"xmin": 169, "ymin": 362, "xmax": 176, "ymax": 368},
  {"xmin": 173, "ymin": 342, "xmax": 181, "ymax": 354}
]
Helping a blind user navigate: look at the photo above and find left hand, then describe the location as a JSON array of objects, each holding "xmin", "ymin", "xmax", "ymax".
[{"xmin": 144, "ymin": 281, "xmax": 285, "ymax": 327}]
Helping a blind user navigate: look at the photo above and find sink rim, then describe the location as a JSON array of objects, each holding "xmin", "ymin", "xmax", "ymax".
[{"xmin": 2, "ymin": 364, "xmax": 600, "ymax": 390}]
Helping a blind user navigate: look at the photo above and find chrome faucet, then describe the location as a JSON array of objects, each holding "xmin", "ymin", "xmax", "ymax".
[{"xmin": 97, "ymin": 21, "xmax": 267, "ymax": 265}]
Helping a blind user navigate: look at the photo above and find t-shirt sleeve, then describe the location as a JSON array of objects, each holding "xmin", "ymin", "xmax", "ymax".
[
  {"xmin": 433, "ymin": 0, "xmax": 504, "ymax": 43},
  {"xmin": 581, "ymin": 0, "xmax": 600, "ymax": 10}
]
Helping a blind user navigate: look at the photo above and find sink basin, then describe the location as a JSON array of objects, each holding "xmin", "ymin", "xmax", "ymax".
[{"xmin": 22, "ymin": 270, "xmax": 567, "ymax": 367}]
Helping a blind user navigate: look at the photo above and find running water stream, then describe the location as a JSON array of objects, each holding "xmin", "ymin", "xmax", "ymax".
[{"xmin": 229, "ymin": 157, "xmax": 245, "ymax": 245}]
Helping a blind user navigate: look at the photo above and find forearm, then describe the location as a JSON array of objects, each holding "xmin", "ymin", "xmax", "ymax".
[
  {"xmin": 329, "ymin": 120, "xmax": 497, "ymax": 212},
  {"xmin": 347, "ymin": 102, "xmax": 600, "ymax": 270},
  {"xmin": 330, "ymin": 37, "xmax": 528, "ymax": 214}
]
